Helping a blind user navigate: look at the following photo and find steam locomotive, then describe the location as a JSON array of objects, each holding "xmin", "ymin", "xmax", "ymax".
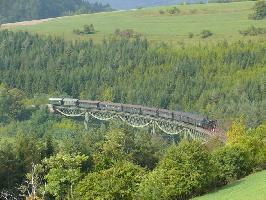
[{"xmin": 49, "ymin": 98, "xmax": 217, "ymax": 131}]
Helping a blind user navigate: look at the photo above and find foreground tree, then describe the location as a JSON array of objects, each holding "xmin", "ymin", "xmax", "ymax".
[
  {"xmin": 137, "ymin": 141, "xmax": 214, "ymax": 200},
  {"xmin": 43, "ymin": 153, "xmax": 88, "ymax": 200},
  {"xmin": 74, "ymin": 161, "xmax": 146, "ymax": 200},
  {"xmin": 0, "ymin": 85, "xmax": 25, "ymax": 122},
  {"xmin": 93, "ymin": 128, "xmax": 134, "ymax": 170},
  {"xmin": 211, "ymin": 145, "xmax": 252, "ymax": 185}
]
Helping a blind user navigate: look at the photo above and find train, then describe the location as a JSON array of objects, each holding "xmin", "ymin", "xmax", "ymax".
[{"xmin": 49, "ymin": 98, "xmax": 217, "ymax": 131}]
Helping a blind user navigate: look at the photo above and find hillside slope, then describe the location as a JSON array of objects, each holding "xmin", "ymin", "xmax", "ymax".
[
  {"xmin": 6, "ymin": 1, "xmax": 266, "ymax": 43},
  {"xmin": 193, "ymin": 170, "xmax": 266, "ymax": 200}
]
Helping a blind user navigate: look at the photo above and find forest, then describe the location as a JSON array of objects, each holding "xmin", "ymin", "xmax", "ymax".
[
  {"xmin": 0, "ymin": 28, "xmax": 265, "ymax": 199},
  {"xmin": 0, "ymin": 87, "xmax": 265, "ymax": 199},
  {"xmin": 0, "ymin": 30, "xmax": 265, "ymax": 127},
  {"xmin": 0, "ymin": 0, "xmax": 111, "ymax": 24}
]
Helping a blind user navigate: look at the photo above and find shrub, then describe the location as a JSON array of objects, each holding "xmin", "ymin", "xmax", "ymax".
[
  {"xmin": 159, "ymin": 9, "xmax": 165, "ymax": 14},
  {"xmin": 138, "ymin": 141, "xmax": 214, "ymax": 200},
  {"xmin": 250, "ymin": 124, "xmax": 266, "ymax": 168},
  {"xmin": 190, "ymin": 9, "xmax": 197, "ymax": 14},
  {"xmin": 226, "ymin": 120, "xmax": 266, "ymax": 169},
  {"xmin": 114, "ymin": 29, "xmax": 141, "ymax": 38},
  {"xmin": 73, "ymin": 29, "xmax": 82, "ymax": 35},
  {"xmin": 239, "ymin": 26, "xmax": 266, "ymax": 36},
  {"xmin": 74, "ymin": 162, "xmax": 146, "ymax": 200},
  {"xmin": 200, "ymin": 30, "xmax": 213, "ymax": 38},
  {"xmin": 211, "ymin": 145, "xmax": 253, "ymax": 185},
  {"xmin": 188, "ymin": 32, "xmax": 194, "ymax": 38},
  {"xmin": 83, "ymin": 24, "xmax": 95, "ymax": 34},
  {"xmin": 167, "ymin": 7, "xmax": 180, "ymax": 15},
  {"xmin": 73, "ymin": 24, "xmax": 95, "ymax": 35},
  {"xmin": 249, "ymin": 0, "xmax": 266, "ymax": 20}
]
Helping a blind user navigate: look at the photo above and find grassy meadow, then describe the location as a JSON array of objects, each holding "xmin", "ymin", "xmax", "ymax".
[
  {"xmin": 5, "ymin": 1, "xmax": 266, "ymax": 44},
  {"xmin": 193, "ymin": 170, "xmax": 266, "ymax": 200}
]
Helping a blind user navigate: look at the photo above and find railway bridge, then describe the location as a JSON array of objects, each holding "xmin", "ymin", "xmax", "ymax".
[{"xmin": 49, "ymin": 98, "xmax": 224, "ymax": 142}]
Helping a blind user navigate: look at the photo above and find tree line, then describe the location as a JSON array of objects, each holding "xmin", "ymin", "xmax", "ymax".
[{"xmin": 0, "ymin": 0, "xmax": 112, "ymax": 24}]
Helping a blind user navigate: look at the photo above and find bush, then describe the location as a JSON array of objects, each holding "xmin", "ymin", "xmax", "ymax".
[
  {"xmin": 190, "ymin": 9, "xmax": 197, "ymax": 14},
  {"xmin": 239, "ymin": 26, "xmax": 266, "ymax": 36},
  {"xmin": 74, "ymin": 162, "xmax": 146, "ymax": 200},
  {"xmin": 200, "ymin": 30, "xmax": 213, "ymax": 38},
  {"xmin": 138, "ymin": 141, "xmax": 214, "ymax": 200},
  {"xmin": 73, "ymin": 24, "xmax": 95, "ymax": 35},
  {"xmin": 249, "ymin": 0, "xmax": 266, "ymax": 20},
  {"xmin": 188, "ymin": 32, "xmax": 194, "ymax": 38},
  {"xmin": 73, "ymin": 29, "xmax": 82, "ymax": 35},
  {"xmin": 211, "ymin": 145, "xmax": 253, "ymax": 185},
  {"xmin": 159, "ymin": 9, "xmax": 165, "ymax": 14},
  {"xmin": 83, "ymin": 24, "xmax": 95, "ymax": 34},
  {"xmin": 226, "ymin": 120, "xmax": 266, "ymax": 169},
  {"xmin": 167, "ymin": 7, "xmax": 180, "ymax": 15},
  {"xmin": 114, "ymin": 29, "xmax": 141, "ymax": 38}
]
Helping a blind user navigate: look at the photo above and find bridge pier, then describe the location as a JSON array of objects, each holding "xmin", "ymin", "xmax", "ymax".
[{"xmin": 151, "ymin": 122, "xmax": 156, "ymax": 135}]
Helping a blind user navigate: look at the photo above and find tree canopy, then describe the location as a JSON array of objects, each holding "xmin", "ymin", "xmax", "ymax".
[{"xmin": 0, "ymin": 0, "xmax": 111, "ymax": 24}]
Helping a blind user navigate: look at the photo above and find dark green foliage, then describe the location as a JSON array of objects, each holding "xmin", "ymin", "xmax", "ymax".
[
  {"xmin": 249, "ymin": 0, "xmax": 266, "ymax": 20},
  {"xmin": 200, "ymin": 30, "xmax": 213, "ymax": 38},
  {"xmin": 73, "ymin": 24, "xmax": 95, "ymax": 35},
  {"xmin": 137, "ymin": 141, "xmax": 214, "ymax": 200},
  {"xmin": 0, "ymin": 0, "xmax": 111, "ymax": 24},
  {"xmin": 0, "ymin": 31, "xmax": 265, "ymax": 126},
  {"xmin": 209, "ymin": 0, "xmax": 251, "ymax": 3},
  {"xmin": 167, "ymin": 7, "xmax": 180, "ymax": 15},
  {"xmin": 74, "ymin": 161, "xmax": 146, "ymax": 200},
  {"xmin": 159, "ymin": 9, "xmax": 165, "ymax": 14},
  {"xmin": 188, "ymin": 32, "xmax": 194, "ymax": 38},
  {"xmin": 0, "ymin": 142, "xmax": 20, "ymax": 191},
  {"xmin": 83, "ymin": 24, "xmax": 95, "ymax": 34},
  {"xmin": 239, "ymin": 26, "xmax": 266, "ymax": 36},
  {"xmin": 0, "ymin": 85, "xmax": 25, "ymax": 122},
  {"xmin": 43, "ymin": 153, "xmax": 88, "ymax": 199},
  {"xmin": 114, "ymin": 29, "xmax": 141, "ymax": 38},
  {"xmin": 73, "ymin": 29, "xmax": 82, "ymax": 35},
  {"xmin": 211, "ymin": 145, "xmax": 253, "ymax": 184},
  {"xmin": 132, "ymin": 132, "xmax": 167, "ymax": 169}
]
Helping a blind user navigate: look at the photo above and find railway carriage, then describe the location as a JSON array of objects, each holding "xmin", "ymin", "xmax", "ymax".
[
  {"xmin": 141, "ymin": 107, "xmax": 158, "ymax": 118},
  {"xmin": 99, "ymin": 102, "xmax": 122, "ymax": 112},
  {"xmin": 158, "ymin": 109, "xmax": 173, "ymax": 120},
  {"xmin": 63, "ymin": 98, "xmax": 79, "ymax": 106},
  {"xmin": 122, "ymin": 104, "xmax": 142, "ymax": 114},
  {"xmin": 78, "ymin": 100, "xmax": 100, "ymax": 109}
]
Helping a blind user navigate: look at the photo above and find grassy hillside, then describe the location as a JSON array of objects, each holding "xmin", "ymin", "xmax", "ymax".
[
  {"xmin": 193, "ymin": 170, "xmax": 266, "ymax": 200},
  {"xmin": 5, "ymin": 1, "xmax": 266, "ymax": 44}
]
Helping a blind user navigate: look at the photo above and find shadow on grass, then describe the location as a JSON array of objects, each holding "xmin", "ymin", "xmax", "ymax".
[{"xmin": 195, "ymin": 179, "xmax": 245, "ymax": 198}]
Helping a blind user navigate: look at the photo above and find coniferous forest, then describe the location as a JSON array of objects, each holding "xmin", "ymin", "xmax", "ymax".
[
  {"xmin": 0, "ymin": 0, "xmax": 111, "ymax": 24},
  {"xmin": 0, "ymin": 31, "xmax": 265, "ymax": 126},
  {"xmin": 0, "ymin": 26, "xmax": 265, "ymax": 199}
]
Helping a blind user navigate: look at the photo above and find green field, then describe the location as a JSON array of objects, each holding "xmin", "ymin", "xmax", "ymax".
[
  {"xmin": 6, "ymin": 1, "xmax": 266, "ymax": 43},
  {"xmin": 193, "ymin": 170, "xmax": 266, "ymax": 200}
]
